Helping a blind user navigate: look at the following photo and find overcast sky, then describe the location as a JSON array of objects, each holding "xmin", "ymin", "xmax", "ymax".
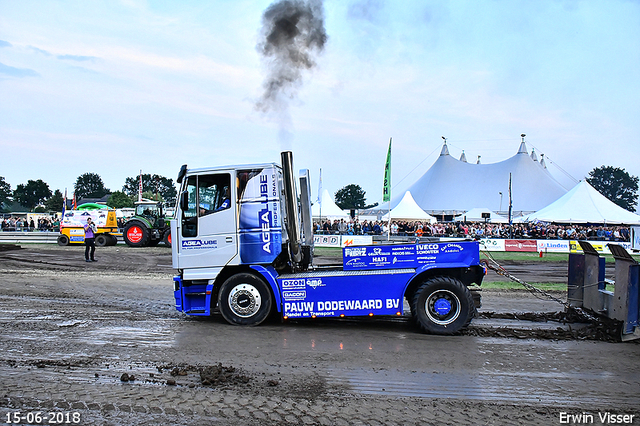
[{"xmin": 1, "ymin": 0, "xmax": 639, "ymax": 210}]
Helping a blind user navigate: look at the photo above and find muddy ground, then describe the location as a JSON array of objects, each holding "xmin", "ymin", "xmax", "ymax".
[{"xmin": 0, "ymin": 244, "xmax": 638, "ymax": 425}]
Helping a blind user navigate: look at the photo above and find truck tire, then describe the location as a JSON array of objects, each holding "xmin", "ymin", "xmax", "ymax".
[
  {"xmin": 107, "ymin": 234, "xmax": 118, "ymax": 246},
  {"xmin": 123, "ymin": 222, "xmax": 149, "ymax": 247},
  {"xmin": 57, "ymin": 235, "xmax": 69, "ymax": 246},
  {"xmin": 411, "ymin": 276, "xmax": 475, "ymax": 335},
  {"xmin": 218, "ymin": 273, "xmax": 272, "ymax": 326},
  {"xmin": 95, "ymin": 234, "xmax": 108, "ymax": 247},
  {"xmin": 162, "ymin": 229, "xmax": 172, "ymax": 248}
]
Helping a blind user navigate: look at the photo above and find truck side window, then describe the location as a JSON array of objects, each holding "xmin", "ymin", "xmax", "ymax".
[
  {"xmin": 182, "ymin": 176, "xmax": 198, "ymax": 238},
  {"xmin": 198, "ymin": 174, "xmax": 231, "ymax": 216},
  {"xmin": 181, "ymin": 173, "xmax": 232, "ymax": 238}
]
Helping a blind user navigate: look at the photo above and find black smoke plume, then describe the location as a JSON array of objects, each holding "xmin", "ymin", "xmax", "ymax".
[{"xmin": 256, "ymin": 0, "xmax": 327, "ymax": 121}]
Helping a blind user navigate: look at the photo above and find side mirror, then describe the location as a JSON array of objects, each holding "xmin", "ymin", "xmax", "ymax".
[
  {"xmin": 177, "ymin": 165, "xmax": 187, "ymax": 184},
  {"xmin": 180, "ymin": 191, "xmax": 189, "ymax": 212}
]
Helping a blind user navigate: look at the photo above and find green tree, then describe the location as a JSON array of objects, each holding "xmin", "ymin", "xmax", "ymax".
[
  {"xmin": 123, "ymin": 174, "xmax": 177, "ymax": 203},
  {"xmin": 0, "ymin": 176, "xmax": 11, "ymax": 211},
  {"xmin": 107, "ymin": 191, "xmax": 134, "ymax": 208},
  {"xmin": 13, "ymin": 179, "xmax": 52, "ymax": 210},
  {"xmin": 334, "ymin": 184, "xmax": 378, "ymax": 210},
  {"xmin": 74, "ymin": 173, "xmax": 110, "ymax": 199},
  {"xmin": 586, "ymin": 166, "xmax": 639, "ymax": 212},
  {"xmin": 45, "ymin": 189, "xmax": 64, "ymax": 212}
]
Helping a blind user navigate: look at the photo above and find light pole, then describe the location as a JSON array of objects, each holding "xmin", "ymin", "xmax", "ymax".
[{"xmin": 499, "ymin": 192, "xmax": 503, "ymax": 213}]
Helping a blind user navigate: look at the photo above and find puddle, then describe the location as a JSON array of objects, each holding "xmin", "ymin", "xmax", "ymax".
[
  {"xmin": 86, "ymin": 325, "xmax": 174, "ymax": 348},
  {"xmin": 325, "ymin": 367, "xmax": 640, "ymax": 407}
]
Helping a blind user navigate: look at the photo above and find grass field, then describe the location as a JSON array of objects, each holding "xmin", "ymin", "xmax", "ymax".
[
  {"xmin": 315, "ymin": 246, "xmax": 639, "ymax": 264},
  {"xmin": 313, "ymin": 245, "xmax": 638, "ymax": 291}
]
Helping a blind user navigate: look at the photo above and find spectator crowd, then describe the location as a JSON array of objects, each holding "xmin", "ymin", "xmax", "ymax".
[
  {"xmin": 1, "ymin": 216, "xmax": 61, "ymax": 232},
  {"xmin": 314, "ymin": 219, "xmax": 632, "ymax": 242}
]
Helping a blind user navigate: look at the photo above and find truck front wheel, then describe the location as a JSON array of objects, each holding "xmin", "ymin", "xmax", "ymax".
[
  {"xmin": 218, "ymin": 273, "xmax": 272, "ymax": 326},
  {"xmin": 411, "ymin": 276, "xmax": 475, "ymax": 335}
]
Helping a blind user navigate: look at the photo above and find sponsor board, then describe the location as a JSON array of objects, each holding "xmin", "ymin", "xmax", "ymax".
[
  {"xmin": 343, "ymin": 242, "xmax": 479, "ymax": 271},
  {"xmin": 314, "ymin": 234, "xmax": 341, "ymax": 247},
  {"xmin": 239, "ymin": 167, "xmax": 282, "ymax": 263},
  {"xmin": 504, "ymin": 239, "xmax": 537, "ymax": 252},
  {"xmin": 478, "ymin": 238, "xmax": 505, "ymax": 252},
  {"xmin": 341, "ymin": 235, "xmax": 373, "ymax": 247},
  {"xmin": 537, "ymin": 240, "xmax": 571, "ymax": 253},
  {"xmin": 569, "ymin": 240, "xmax": 632, "ymax": 254},
  {"xmin": 632, "ymin": 227, "xmax": 640, "ymax": 251},
  {"xmin": 278, "ymin": 272, "xmax": 410, "ymax": 319}
]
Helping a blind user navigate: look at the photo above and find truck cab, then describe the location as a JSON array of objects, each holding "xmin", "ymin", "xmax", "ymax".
[{"xmin": 171, "ymin": 152, "xmax": 484, "ymax": 334}]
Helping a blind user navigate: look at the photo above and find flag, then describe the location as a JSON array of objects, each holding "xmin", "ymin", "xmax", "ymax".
[
  {"xmin": 138, "ymin": 170, "xmax": 143, "ymax": 202},
  {"xmin": 383, "ymin": 138, "xmax": 392, "ymax": 202},
  {"xmin": 72, "ymin": 192, "xmax": 77, "ymax": 210},
  {"xmin": 316, "ymin": 168, "xmax": 322, "ymax": 206},
  {"xmin": 62, "ymin": 188, "xmax": 67, "ymax": 217}
]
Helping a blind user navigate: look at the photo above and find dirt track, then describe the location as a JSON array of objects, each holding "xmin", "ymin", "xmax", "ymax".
[{"xmin": 0, "ymin": 245, "xmax": 638, "ymax": 425}]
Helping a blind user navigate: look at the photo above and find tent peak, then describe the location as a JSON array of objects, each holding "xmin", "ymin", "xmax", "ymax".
[
  {"xmin": 531, "ymin": 148, "xmax": 538, "ymax": 162},
  {"xmin": 460, "ymin": 150, "xmax": 467, "ymax": 162},
  {"xmin": 517, "ymin": 133, "xmax": 528, "ymax": 154},
  {"xmin": 439, "ymin": 142, "xmax": 450, "ymax": 156}
]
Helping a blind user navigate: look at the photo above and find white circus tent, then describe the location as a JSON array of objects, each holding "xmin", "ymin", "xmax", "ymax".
[
  {"xmin": 522, "ymin": 181, "xmax": 640, "ymax": 224},
  {"xmin": 386, "ymin": 139, "xmax": 567, "ymax": 215},
  {"xmin": 311, "ymin": 189, "xmax": 349, "ymax": 219},
  {"xmin": 382, "ymin": 191, "xmax": 437, "ymax": 223}
]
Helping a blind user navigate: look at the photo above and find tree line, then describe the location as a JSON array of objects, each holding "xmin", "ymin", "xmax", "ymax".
[
  {"xmin": 0, "ymin": 172, "xmax": 177, "ymax": 213},
  {"xmin": 1, "ymin": 165, "xmax": 638, "ymax": 213}
]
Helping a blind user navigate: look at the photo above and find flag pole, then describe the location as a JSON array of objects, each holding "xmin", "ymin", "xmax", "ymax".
[
  {"xmin": 383, "ymin": 138, "xmax": 392, "ymax": 241},
  {"xmin": 318, "ymin": 168, "xmax": 322, "ymax": 225}
]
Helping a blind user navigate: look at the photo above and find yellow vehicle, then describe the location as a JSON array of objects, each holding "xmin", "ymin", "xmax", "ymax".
[{"xmin": 57, "ymin": 204, "xmax": 119, "ymax": 246}]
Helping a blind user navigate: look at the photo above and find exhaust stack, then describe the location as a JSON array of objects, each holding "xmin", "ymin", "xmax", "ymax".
[{"xmin": 281, "ymin": 151, "xmax": 303, "ymax": 265}]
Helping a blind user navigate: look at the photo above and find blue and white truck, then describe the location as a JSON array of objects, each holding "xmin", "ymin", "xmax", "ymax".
[{"xmin": 171, "ymin": 152, "xmax": 485, "ymax": 334}]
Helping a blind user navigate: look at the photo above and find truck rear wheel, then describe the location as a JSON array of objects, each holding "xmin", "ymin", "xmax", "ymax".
[
  {"xmin": 57, "ymin": 235, "xmax": 69, "ymax": 246},
  {"xmin": 95, "ymin": 234, "xmax": 108, "ymax": 247},
  {"xmin": 411, "ymin": 276, "xmax": 475, "ymax": 335},
  {"xmin": 218, "ymin": 273, "xmax": 272, "ymax": 326},
  {"xmin": 107, "ymin": 235, "xmax": 118, "ymax": 246},
  {"xmin": 123, "ymin": 222, "xmax": 149, "ymax": 247}
]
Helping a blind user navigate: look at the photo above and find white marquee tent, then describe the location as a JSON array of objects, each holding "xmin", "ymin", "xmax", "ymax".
[
  {"xmin": 522, "ymin": 181, "xmax": 640, "ymax": 225},
  {"xmin": 311, "ymin": 189, "xmax": 349, "ymax": 219},
  {"xmin": 382, "ymin": 191, "xmax": 437, "ymax": 223},
  {"xmin": 387, "ymin": 139, "xmax": 568, "ymax": 215}
]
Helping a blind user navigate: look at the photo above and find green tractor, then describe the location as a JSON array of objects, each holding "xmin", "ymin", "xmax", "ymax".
[{"xmin": 122, "ymin": 200, "xmax": 172, "ymax": 247}]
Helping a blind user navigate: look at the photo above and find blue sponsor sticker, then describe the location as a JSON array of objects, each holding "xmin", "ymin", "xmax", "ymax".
[{"xmin": 181, "ymin": 239, "xmax": 218, "ymax": 249}]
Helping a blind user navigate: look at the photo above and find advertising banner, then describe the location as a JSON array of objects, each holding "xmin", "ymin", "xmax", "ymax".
[
  {"xmin": 238, "ymin": 167, "xmax": 283, "ymax": 263},
  {"xmin": 570, "ymin": 240, "xmax": 632, "ymax": 254},
  {"xmin": 340, "ymin": 235, "xmax": 373, "ymax": 247},
  {"xmin": 280, "ymin": 271, "xmax": 412, "ymax": 319},
  {"xmin": 314, "ymin": 234, "xmax": 341, "ymax": 248},
  {"xmin": 342, "ymin": 241, "xmax": 479, "ymax": 271},
  {"xmin": 632, "ymin": 227, "xmax": 640, "ymax": 251},
  {"xmin": 537, "ymin": 240, "xmax": 571, "ymax": 253},
  {"xmin": 505, "ymin": 239, "xmax": 538, "ymax": 252},
  {"xmin": 479, "ymin": 238, "xmax": 505, "ymax": 252}
]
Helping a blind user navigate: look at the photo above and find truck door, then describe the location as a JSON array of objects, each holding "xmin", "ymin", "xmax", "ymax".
[{"xmin": 176, "ymin": 172, "xmax": 238, "ymax": 270}]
